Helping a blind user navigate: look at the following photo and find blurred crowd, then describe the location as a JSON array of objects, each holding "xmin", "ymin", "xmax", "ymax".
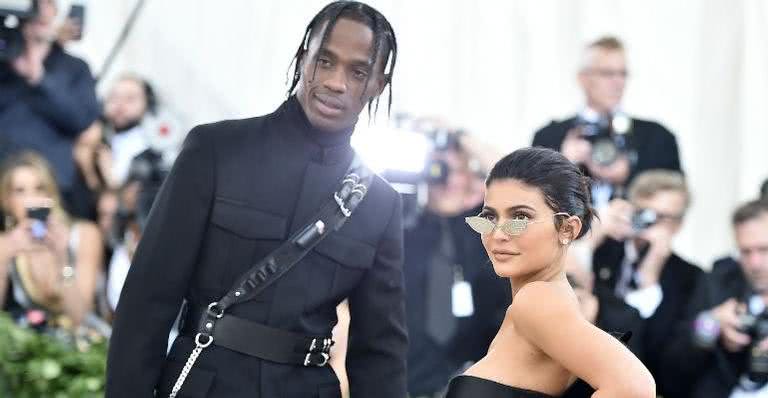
[{"xmin": 0, "ymin": 2, "xmax": 767, "ymax": 398}]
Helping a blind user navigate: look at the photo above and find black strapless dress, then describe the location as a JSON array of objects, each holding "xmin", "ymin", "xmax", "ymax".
[{"xmin": 445, "ymin": 375, "xmax": 557, "ymax": 398}]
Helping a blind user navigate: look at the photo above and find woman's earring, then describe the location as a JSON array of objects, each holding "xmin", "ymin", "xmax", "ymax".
[{"xmin": 561, "ymin": 239, "xmax": 570, "ymax": 245}]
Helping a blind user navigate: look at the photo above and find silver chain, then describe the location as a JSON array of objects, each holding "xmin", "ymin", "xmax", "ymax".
[{"xmin": 169, "ymin": 334, "xmax": 211, "ymax": 398}]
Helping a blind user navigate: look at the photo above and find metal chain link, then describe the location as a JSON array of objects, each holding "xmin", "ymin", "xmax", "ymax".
[{"xmin": 168, "ymin": 335, "xmax": 210, "ymax": 398}]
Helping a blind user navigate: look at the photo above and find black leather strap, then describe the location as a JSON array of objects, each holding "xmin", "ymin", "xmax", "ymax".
[
  {"xmin": 184, "ymin": 307, "xmax": 332, "ymax": 366},
  {"xmin": 192, "ymin": 155, "xmax": 373, "ymax": 366}
]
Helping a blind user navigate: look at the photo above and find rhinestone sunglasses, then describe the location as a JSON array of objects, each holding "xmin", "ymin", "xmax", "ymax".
[{"xmin": 465, "ymin": 212, "xmax": 570, "ymax": 237}]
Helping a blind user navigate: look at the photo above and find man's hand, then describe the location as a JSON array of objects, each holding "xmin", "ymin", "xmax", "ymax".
[
  {"xmin": 712, "ymin": 298, "xmax": 751, "ymax": 353},
  {"xmin": 560, "ymin": 128, "xmax": 592, "ymax": 164},
  {"xmin": 635, "ymin": 225, "xmax": 674, "ymax": 287},
  {"xmin": 11, "ymin": 27, "xmax": 51, "ymax": 85},
  {"xmin": 590, "ymin": 199, "xmax": 634, "ymax": 249}
]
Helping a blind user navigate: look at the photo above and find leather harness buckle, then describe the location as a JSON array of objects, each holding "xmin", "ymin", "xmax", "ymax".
[
  {"xmin": 303, "ymin": 337, "xmax": 333, "ymax": 367},
  {"xmin": 303, "ymin": 352, "xmax": 330, "ymax": 367}
]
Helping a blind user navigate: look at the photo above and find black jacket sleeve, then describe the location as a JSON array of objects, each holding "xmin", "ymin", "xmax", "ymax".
[
  {"xmin": 594, "ymin": 284, "xmax": 646, "ymax": 360},
  {"xmin": 346, "ymin": 194, "xmax": 408, "ymax": 398},
  {"xmin": 531, "ymin": 121, "xmax": 567, "ymax": 151},
  {"xmin": 655, "ymin": 124, "xmax": 682, "ymax": 172},
  {"xmin": 106, "ymin": 126, "xmax": 215, "ymax": 397},
  {"xmin": 0, "ymin": 64, "xmax": 26, "ymax": 114},
  {"xmin": 657, "ymin": 271, "xmax": 721, "ymax": 397},
  {"xmin": 27, "ymin": 56, "xmax": 99, "ymax": 136}
]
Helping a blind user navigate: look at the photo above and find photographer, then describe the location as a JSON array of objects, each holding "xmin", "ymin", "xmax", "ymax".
[
  {"xmin": 0, "ymin": 151, "xmax": 103, "ymax": 332},
  {"xmin": 589, "ymin": 170, "xmax": 701, "ymax": 396},
  {"xmin": 403, "ymin": 133, "xmax": 510, "ymax": 398},
  {"xmin": 0, "ymin": 0, "xmax": 100, "ymax": 215},
  {"xmin": 532, "ymin": 36, "xmax": 682, "ymax": 208},
  {"xmin": 661, "ymin": 200, "xmax": 768, "ymax": 398},
  {"xmin": 99, "ymin": 74, "xmax": 182, "ymax": 188}
]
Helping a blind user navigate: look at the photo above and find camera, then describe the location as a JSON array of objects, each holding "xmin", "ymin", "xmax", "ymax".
[
  {"xmin": 0, "ymin": 0, "xmax": 35, "ymax": 62},
  {"xmin": 377, "ymin": 116, "xmax": 465, "ymax": 187},
  {"xmin": 739, "ymin": 295, "xmax": 768, "ymax": 388},
  {"xmin": 631, "ymin": 208, "xmax": 658, "ymax": 232},
  {"xmin": 693, "ymin": 295, "xmax": 768, "ymax": 389},
  {"xmin": 574, "ymin": 112, "xmax": 635, "ymax": 167},
  {"xmin": 26, "ymin": 205, "xmax": 50, "ymax": 239}
]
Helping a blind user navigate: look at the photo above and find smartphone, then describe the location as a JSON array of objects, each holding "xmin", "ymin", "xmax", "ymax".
[
  {"xmin": 26, "ymin": 206, "xmax": 50, "ymax": 240},
  {"xmin": 67, "ymin": 4, "xmax": 86, "ymax": 41}
]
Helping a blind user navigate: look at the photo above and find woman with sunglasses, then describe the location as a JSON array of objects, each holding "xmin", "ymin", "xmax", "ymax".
[{"xmin": 445, "ymin": 147, "xmax": 654, "ymax": 398}]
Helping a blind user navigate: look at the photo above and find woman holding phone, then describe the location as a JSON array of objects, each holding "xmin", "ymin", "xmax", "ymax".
[{"xmin": 0, "ymin": 151, "xmax": 103, "ymax": 330}]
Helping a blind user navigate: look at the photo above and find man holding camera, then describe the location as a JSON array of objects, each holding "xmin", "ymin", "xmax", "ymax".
[
  {"xmin": 532, "ymin": 36, "xmax": 682, "ymax": 208},
  {"xmin": 589, "ymin": 170, "xmax": 701, "ymax": 397},
  {"xmin": 0, "ymin": 0, "xmax": 99, "ymax": 212},
  {"xmin": 402, "ymin": 134, "xmax": 509, "ymax": 398},
  {"xmin": 661, "ymin": 200, "xmax": 768, "ymax": 398}
]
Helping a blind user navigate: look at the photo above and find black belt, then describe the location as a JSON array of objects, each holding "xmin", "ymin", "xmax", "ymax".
[{"xmin": 183, "ymin": 306, "xmax": 333, "ymax": 367}]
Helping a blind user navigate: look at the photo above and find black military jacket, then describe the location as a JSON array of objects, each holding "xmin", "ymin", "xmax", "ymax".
[{"xmin": 106, "ymin": 97, "xmax": 407, "ymax": 398}]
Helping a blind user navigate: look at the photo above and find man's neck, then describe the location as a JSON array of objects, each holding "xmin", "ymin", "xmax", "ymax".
[{"xmin": 580, "ymin": 104, "xmax": 620, "ymax": 122}]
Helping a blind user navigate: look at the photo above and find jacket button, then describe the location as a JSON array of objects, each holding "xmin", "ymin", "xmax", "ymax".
[{"xmin": 599, "ymin": 268, "xmax": 611, "ymax": 280}]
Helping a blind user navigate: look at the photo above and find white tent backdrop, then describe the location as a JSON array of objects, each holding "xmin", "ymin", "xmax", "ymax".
[{"xmin": 66, "ymin": 0, "xmax": 766, "ymax": 269}]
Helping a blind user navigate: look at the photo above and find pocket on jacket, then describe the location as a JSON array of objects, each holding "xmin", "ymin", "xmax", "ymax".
[
  {"xmin": 210, "ymin": 196, "xmax": 286, "ymax": 240},
  {"xmin": 156, "ymin": 359, "xmax": 216, "ymax": 398}
]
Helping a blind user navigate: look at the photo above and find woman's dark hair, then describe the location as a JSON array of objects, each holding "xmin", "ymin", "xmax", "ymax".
[
  {"xmin": 286, "ymin": 1, "xmax": 397, "ymax": 119},
  {"xmin": 487, "ymin": 147, "xmax": 596, "ymax": 239}
]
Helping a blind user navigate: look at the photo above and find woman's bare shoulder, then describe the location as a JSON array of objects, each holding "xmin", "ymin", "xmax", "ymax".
[{"xmin": 510, "ymin": 281, "xmax": 579, "ymax": 318}]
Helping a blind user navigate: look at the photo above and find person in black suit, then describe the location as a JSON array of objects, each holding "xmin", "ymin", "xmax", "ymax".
[
  {"xmin": 589, "ymin": 170, "xmax": 701, "ymax": 397},
  {"xmin": 532, "ymin": 36, "xmax": 682, "ymax": 208},
  {"xmin": 106, "ymin": 2, "xmax": 406, "ymax": 397},
  {"xmin": 660, "ymin": 200, "xmax": 768, "ymax": 398},
  {"xmin": 403, "ymin": 143, "xmax": 511, "ymax": 398}
]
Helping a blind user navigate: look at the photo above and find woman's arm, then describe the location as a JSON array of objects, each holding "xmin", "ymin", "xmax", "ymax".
[
  {"xmin": 72, "ymin": 222, "xmax": 103, "ymax": 310},
  {"xmin": 0, "ymin": 222, "xmax": 36, "ymax": 310},
  {"xmin": 42, "ymin": 219, "xmax": 103, "ymax": 326},
  {"xmin": 0, "ymin": 241, "xmax": 8, "ymax": 309},
  {"xmin": 58, "ymin": 221, "xmax": 103, "ymax": 325},
  {"xmin": 511, "ymin": 281, "xmax": 655, "ymax": 398}
]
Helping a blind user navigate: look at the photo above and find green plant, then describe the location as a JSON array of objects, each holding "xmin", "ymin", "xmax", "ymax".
[{"xmin": 0, "ymin": 313, "xmax": 106, "ymax": 397}]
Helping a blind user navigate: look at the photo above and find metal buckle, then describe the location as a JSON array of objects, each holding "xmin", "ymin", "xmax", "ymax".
[
  {"xmin": 195, "ymin": 333, "xmax": 214, "ymax": 348},
  {"xmin": 334, "ymin": 192, "xmax": 352, "ymax": 217},
  {"xmin": 336, "ymin": 195, "xmax": 352, "ymax": 217},
  {"xmin": 322, "ymin": 338, "xmax": 332, "ymax": 351},
  {"xmin": 303, "ymin": 352, "xmax": 330, "ymax": 367},
  {"xmin": 351, "ymin": 184, "xmax": 367, "ymax": 197},
  {"xmin": 207, "ymin": 302, "xmax": 224, "ymax": 319},
  {"xmin": 308, "ymin": 338, "xmax": 332, "ymax": 353}
]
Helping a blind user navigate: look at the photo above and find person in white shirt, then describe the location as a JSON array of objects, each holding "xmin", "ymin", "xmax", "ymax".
[
  {"xmin": 661, "ymin": 200, "xmax": 768, "ymax": 398},
  {"xmin": 589, "ymin": 169, "xmax": 702, "ymax": 397}
]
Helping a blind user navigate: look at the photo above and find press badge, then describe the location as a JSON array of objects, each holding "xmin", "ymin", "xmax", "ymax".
[{"xmin": 452, "ymin": 266, "xmax": 474, "ymax": 317}]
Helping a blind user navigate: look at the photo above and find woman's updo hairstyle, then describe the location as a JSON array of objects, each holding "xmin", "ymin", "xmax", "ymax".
[{"xmin": 486, "ymin": 147, "xmax": 595, "ymax": 239}]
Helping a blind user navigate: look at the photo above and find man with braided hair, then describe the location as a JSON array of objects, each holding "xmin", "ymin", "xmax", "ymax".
[{"xmin": 106, "ymin": 2, "xmax": 406, "ymax": 397}]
